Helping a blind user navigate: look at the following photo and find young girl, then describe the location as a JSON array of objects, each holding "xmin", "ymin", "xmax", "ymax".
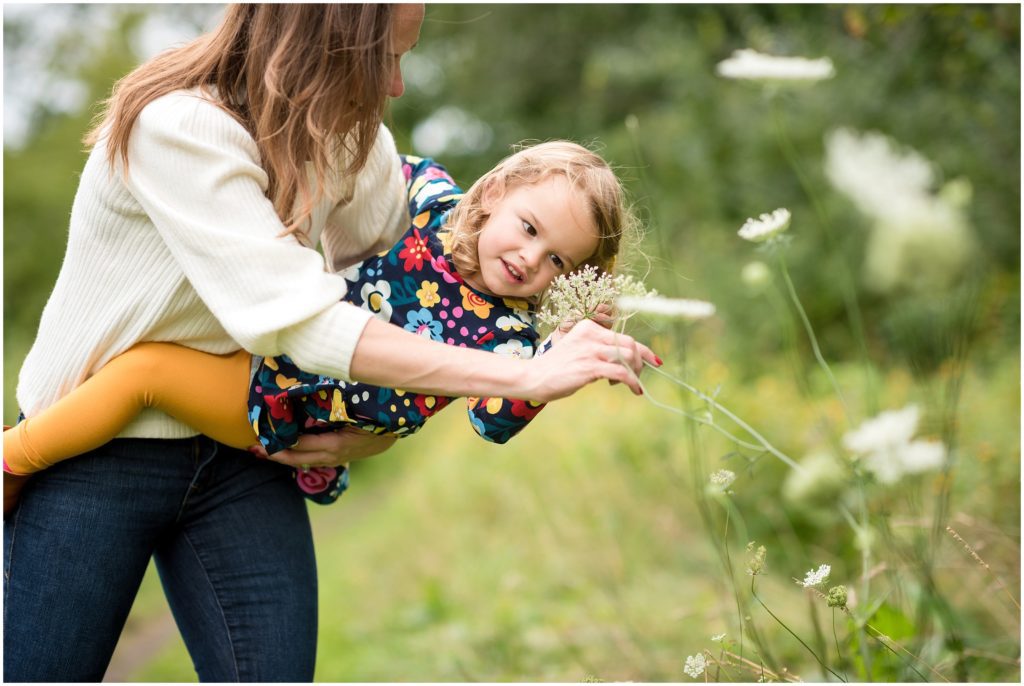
[{"xmin": 4, "ymin": 141, "xmax": 633, "ymax": 507}]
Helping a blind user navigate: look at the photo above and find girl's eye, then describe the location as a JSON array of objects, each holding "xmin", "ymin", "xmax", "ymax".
[
  {"xmin": 522, "ymin": 221, "xmax": 537, "ymax": 236},
  {"xmin": 550, "ymin": 254, "xmax": 564, "ymax": 270}
]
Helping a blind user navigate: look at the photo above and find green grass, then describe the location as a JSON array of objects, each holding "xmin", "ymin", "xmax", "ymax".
[{"xmin": 121, "ymin": 345, "xmax": 1019, "ymax": 681}]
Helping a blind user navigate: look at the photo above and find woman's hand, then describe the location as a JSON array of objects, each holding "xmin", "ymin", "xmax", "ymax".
[
  {"xmin": 527, "ymin": 318, "xmax": 659, "ymax": 402},
  {"xmin": 550, "ymin": 302, "xmax": 617, "ymax": 343},
  {"xmin": 252, "ymin": 426, "xmax": 397, "ymax": 468}
]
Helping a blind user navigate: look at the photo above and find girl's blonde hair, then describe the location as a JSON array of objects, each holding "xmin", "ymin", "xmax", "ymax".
[
  {"xmin": 85, "ymin": 4, "xmax": 394, "ymax": 241},
  {"xmin": 447, "ymin": 141, "xmax": 635, "ymax": 286}
]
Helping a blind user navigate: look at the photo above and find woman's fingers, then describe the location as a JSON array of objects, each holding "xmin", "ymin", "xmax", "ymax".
[{"xmin": 528, "ymin": 319, "xmax": 658, "ymax": 399}]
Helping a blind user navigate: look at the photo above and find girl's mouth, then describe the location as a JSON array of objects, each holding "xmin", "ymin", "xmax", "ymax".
[{"xmin": 502, "ymin": 259, "xmax": 524, "ymax": 283}]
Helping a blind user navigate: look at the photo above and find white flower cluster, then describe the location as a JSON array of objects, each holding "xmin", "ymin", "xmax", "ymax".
[
  {"xmin": 842, "ymin": 405, "xmax": 946, "ymax": 484},
  {"xmin": 716, "ymin": 48, "xmax": 835, "ymax": 82},
  {"xmin": 537, "ymin": 265, "xmax": 651, "ymax": 329},
  {"xmin": 709, "ymin": 469, "xmax": 737, "ymax": 492},
  {"xmin": 616, "ymin": 295, "xmax": 716, "ymax": 321},
  {"xmin": 738, "ymin": 208, "xmax": 792, "ymax": 243},
  {"xmin": 683, "ymin": 653, "xmax": 707, "ymax": 679},
  {"xmin": 824, "ymin": 128, "xmax": 975, "ymax": 294},
  {"xmin": 801, "ymin": 563, "xmax": 831, "ymax": 588}
]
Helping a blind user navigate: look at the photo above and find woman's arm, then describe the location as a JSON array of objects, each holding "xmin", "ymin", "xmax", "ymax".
[
  {"xmin": 268, "ymin": 317, "xmax": 654, "ymax": 468},
  {"xmin": 351, "ymin": 317, "xmax": 655, "ymax": 401}
]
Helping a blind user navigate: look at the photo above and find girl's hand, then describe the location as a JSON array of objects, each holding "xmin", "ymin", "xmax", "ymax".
[
  {"xmin": 527, "ymin": 318, "xmax": 658, "ymax": 401},
  {"xmin": 3, "ymin": 471, "xmax": 30, "ymax": 517},
  {"xmin": 253, "ymin": 427, "xmax": 396, "ymax": 468}
]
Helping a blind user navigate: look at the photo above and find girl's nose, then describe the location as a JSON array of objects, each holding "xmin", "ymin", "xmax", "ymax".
[{"xmin": 520, "ymin": 246, "xmax": 544, "ymax": 273}]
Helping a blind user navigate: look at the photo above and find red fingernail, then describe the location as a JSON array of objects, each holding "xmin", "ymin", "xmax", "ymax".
[{"xmin": 655, "ymin": 356, "xmax": 663, "ymax": 366}]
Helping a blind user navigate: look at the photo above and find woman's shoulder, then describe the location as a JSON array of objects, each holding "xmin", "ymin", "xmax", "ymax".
[{"xmin": 137, "ymin": 88, "xmax": 251, "ymax": 139}]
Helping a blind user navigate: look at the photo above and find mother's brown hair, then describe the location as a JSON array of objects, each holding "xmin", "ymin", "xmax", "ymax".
[{"xmin": 86, "ymin": 4, "xmax": 394, "ymax": 239}]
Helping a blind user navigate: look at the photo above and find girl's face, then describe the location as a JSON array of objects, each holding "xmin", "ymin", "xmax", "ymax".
[{"xmin": 466, "ymin": 175, "xmax": 599, "ymax": 299}]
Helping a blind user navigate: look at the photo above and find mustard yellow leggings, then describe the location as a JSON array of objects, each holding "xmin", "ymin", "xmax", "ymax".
[{"xmin": 3, "ymin": 342, "xmax": 258, "ymax": 476}]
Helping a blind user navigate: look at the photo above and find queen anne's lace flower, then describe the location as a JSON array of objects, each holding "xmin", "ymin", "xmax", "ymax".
[
  {"xmin": 824, "ymin": 128, "xmax": 975, "ymax": 294},
  {"xmin": 738, "ymin": 208, "xmax": 791, "ymax": 243},
  {"xmin": 843, "ymin": 405, "xmax": 947, "ymax": 484},
  {"xmin": 801, "ymin": 563, "xmax": 831, "ymax": 588},
  {"xmin": 842, "ymin": 405, "xmax": 920, "ymax": 454},
  {"xmin": 716, "ymin": 48, "xmax": 835, "ymax": 82},
  {"xmin": 898, "ymin": 440, "xmax": 946, "ymax": 474},
  {"xmin": 709, "ymin": 469, "xmax": 736, "ymax": 492},
  {"xmin": 683, "ymin": 653, "xmax": 707, "ymax": 679},
  {"xmin": 616, "ymin": 295, "xmax": 716, "ymax": 320},
  {"xmin": 537, "ymin": 265, "xmax": 651, "ymax": 329}
]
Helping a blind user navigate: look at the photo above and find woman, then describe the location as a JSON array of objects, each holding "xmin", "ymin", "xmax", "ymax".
[{"xmin": 3, "ymin": 4, "xmax": 654, "ymax": 681}]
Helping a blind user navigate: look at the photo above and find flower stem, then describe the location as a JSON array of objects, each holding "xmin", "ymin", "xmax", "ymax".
[
  {"xmin": 860, "ymin": 620, "xmax": 937, "ymax": 682},
  {"xmin": 751, "ymin": 579, "xmax": 847, "ymax": 682},
  {"xmin": 776, "ymin": 252, "xmax": 852, "ymax": 425},
  {"xmin": 635, "ymin": 375, "xmax": 766, "ymax": 452},
  {"xmin": 770, "ymin": 96, "xmax": 877, "ymax": 415},
  {"xmin": 644, "ymin": 362, "xmax": 804, "ymax": 472},
  {"xmin": 831, "ymin": 609, "xmax": 849, "ymax": 683}
]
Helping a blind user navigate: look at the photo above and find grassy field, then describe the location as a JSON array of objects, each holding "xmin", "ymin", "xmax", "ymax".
[{"xmin": 116, "ymin": 339, "xmax": 1019, "ymax": 682}]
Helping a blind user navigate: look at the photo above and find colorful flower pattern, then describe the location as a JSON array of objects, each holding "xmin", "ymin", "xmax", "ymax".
[{"xmin": 248, "ymin": 156, "xmax": 548, "ymax": 504}]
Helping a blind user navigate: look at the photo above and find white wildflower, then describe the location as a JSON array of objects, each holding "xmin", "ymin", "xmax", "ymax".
[
  {"xmin": 860, "ymin": 450, "xmax": 906, "ymax": 485},
  {"xmin": 738, "ymin": 208, "xmax": 791, "ymax": 243},
  {"xmin": 616, "ymin": 295, "xmax": 716, "ymax": 320},
  {"xmin": 824, "ymin": 128, "xmax": 975, "ymax": 295},
  {"xmin": 716, "ymin": 48, "xmax": 835, "ymax": 82},
  {"xmin": 683, "ymin": 653, "xmax": 707, "ymax": 679},
  {"xmin": 898, "ymin": 440, "xmax": 946, "ymax": 474},
  {"xmin": 825, "ymin": 128, "xmax": 935, "ymax": 218},
  {"xmin": 537, "ymin": 265, "xmax": 652, "ymax": 329},
  {"xmin": 709, "ymin": 469, "xmax": 736, "ymax": 492},
  {"xmin": 801, "ymin": 563, "xmax": 831, "ymax": 588},
  {"xmin": 842, "ymin": 405, "xmax": 920, "ymax": 455},
  {"xmin": 861, "ymin": 202, "xmax": 975, "ymax": 294},
  {"xmin": 843, "ymin": 405, "xmax": 947, "ymax": 484},
  {"xmin": 710, "ymin": 633, "xmax": 726, "ymax": 642}
]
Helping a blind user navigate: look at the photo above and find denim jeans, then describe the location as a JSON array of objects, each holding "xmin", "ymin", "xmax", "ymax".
[{"xmin": 3, "ymin": 436, "xmax": 318, "ymax": 682}]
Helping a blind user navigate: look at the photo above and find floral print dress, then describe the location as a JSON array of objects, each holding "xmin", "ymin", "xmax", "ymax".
[{"xmin": 248, "ymin": 156, "xmax": 548, "ymax": 504}]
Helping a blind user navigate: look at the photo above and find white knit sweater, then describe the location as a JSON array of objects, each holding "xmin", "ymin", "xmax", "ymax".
[{"xmin": 17, "ymin": 89, "xmax": 409, "ymax": 439}]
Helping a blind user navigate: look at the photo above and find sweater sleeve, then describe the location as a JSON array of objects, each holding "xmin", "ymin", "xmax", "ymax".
[
  {"xmin": 321, "ymin": 124, "xmax": 409, "ymax": 272},
  {"xmin": 123, "ymin": 92, "xmax": 372, "ymax": 380}
]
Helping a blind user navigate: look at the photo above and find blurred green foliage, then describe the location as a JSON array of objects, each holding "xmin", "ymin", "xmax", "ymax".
[
  {"xmin": 5, "ymin": 4, "xmax": 1019, "ymax": 421},
  {"xmin": 3, "ymin": 4, "xmax": 1020, "ymax": 682}
]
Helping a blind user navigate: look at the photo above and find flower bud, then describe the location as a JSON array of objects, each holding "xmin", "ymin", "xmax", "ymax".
[
  {"xmin": 741, "ymin": 261, "xmax": 772, "ymax": 290},
  {"xmin": 827, "ymin": 585, "xmax": 848, "ymax": 608}
]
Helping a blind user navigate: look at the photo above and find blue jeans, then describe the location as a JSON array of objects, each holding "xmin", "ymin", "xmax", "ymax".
[{"xmin": 3, "ymin": 436, "xmax": 318, "ymax": 682}]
